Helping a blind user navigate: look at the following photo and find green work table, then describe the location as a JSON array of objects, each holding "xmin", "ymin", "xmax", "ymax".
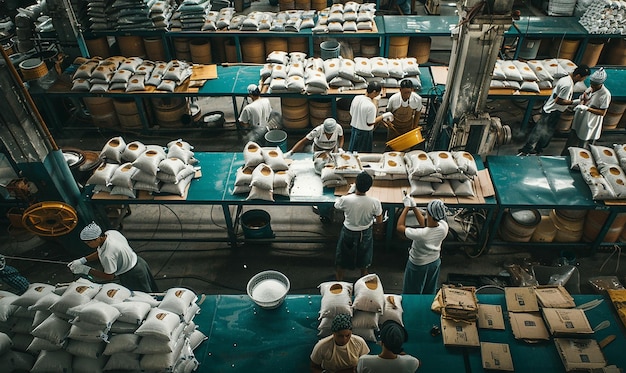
[{"xmin": 193, "ymin": 293, "xmax": 626, "ymax": 372}]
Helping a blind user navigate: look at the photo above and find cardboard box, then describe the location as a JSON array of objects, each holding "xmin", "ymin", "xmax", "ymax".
[
  {"xmin": 441, "ymin": 286, "xmax": 478, "ymax": 320},
  {"xmin": 535, "ymin": 286, "xmax": 575, "ymax": 308},
  {"xmin": 441, "ymin": 317, "xmax": 480, "ymax": 347},
  {"xmin": 509, "ymin": 312, "xmax": 550, "ymax": 341},
  {"xmin": 505, "ymin": 287, "xmax": 539, "ymax": 312},
  {"xmin": 542, "ymin": 308, "xmax": 593, "ymax": 337},
  {"xmin": 477, "ymin": 304, "xmax": 505, "ymax": 330},
  {"xmin": 554, "ymin": 338, "xmax": 607, "ymax": 372},
  {"xmin": 480, "ymin": 342, "xmax": 514, "ymax": 371}
]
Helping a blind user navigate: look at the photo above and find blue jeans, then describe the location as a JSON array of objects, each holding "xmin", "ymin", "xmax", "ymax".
[
  {"xmin": 402, "ymin": 257, "xmax": 441, "ymax": 295},
  {"xmin": 521, "ymin": 110, "xmax": 562, "ymax": 153},
  {"xmin": 335, "ymin": 226, "xmax": 374, "ymax": 270},
  {"xmin": 348, "ymin": 128, "xmax": 373, "ymax": 153},
  {"xmin": 396, "ymin": 0, "xmax": 411, "ymax": 14}
]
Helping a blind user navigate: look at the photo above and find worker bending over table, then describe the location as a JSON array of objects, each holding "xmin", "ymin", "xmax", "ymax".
[
  {"xmin": 239, "ymin": 84, "xmax": 273, "ymax": 143},
  {"xmin": 311, "ymin": 313, "xmax": 370, "ymax": 373},
  {"xmin": 285, "ymin": 118, "xmax": 344, "ymax": 157},
  {"xmin": 386, "ymin": 79, "xmax": 423, "ymax": 143},
  {"xmin": 68, "ymin": 222, "xmax": 159, "ymax": 293},
  {"xmin": 349, "ymin": 81, "xmax": 394, "ymax": 153}
]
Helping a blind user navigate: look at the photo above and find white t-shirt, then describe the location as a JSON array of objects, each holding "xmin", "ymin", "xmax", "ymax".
[
  {"xmin": 97, "ymin": 230, "xmax": 138, "ymax": 276},
  {"xmin": 238, "ymin": 98, "xmax": 272, "ymax": 127},
  {"xmin": 311, "ymin": 334, "xmax": 370, "ymax": 372},
  {"xmin": 350, "ymin": 95, "xmax": 377, "ymax": 131},
  {"xmin": 386, "ymin": 92, "xmax": 423, "ymax": 112},
  {"xmin": 405, "ymin": 220, "xmax": 449, "ymax": 266},
  {"xmin": 334, "ymin": 194, "xmax": 383, "ymax": 231},
  {"xmin": 357, "ymin": 354, "xmax": 421, "ymax": 373},
  {"xmin": 572, "ymin": 85, "xmax": 611, "ymax": 141},
  {"xmin": 543, "ymin": 75, "xmax": 573, "ymax": 113},
  {"xmin": 306, "ymin": 124, "xmax": 344, "ymax": 150}
]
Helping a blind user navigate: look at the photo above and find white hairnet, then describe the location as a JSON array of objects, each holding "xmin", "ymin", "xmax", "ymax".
[{"xmin": 80, "ymin": 221, "xmax": 102, "ymax": 241}]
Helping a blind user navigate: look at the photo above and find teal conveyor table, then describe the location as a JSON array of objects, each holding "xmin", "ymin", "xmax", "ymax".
[{"xmin": 192, "ymin": 294, "xmax": 626, "ymax": 372}]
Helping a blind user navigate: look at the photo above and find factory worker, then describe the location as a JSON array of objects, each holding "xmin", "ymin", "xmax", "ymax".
[
  {"xmin": 348, "ymin": 81, "xmax": 394, "ymax": 153},
  {"xmin": 386, "ymin": 79, "xmax": 423, "ymax": 143},
  {"xmin": 239, "ymin": 84, "xmax": 273, "ymax": 142},
  {"xmin": 357, "ymin": 320, "xmax": 420, "ymax": 373},
  {"xmin": 518, "ymin": 64, "xmax": 590, "ymax": 155},
  {"xmin": 561, "ymin": 67, "xmax": 612, "ymax": 155},
  {"xmin": 284, "ymin": 118, "xmax": 344, "ymax": 157},
  {"xmin": 397, "ymin": 198, "xmax": 448, "ymax": 294},
  {"xmin": 311, "ymin": 313, "xmax": 370, "ymax": 373},
  {"xmin": 68, "ymin": 222, "xmax": 158, "ymax": 293}
]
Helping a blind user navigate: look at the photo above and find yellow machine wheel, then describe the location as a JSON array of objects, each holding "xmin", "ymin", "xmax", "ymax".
[{"xmin": 21, "ymin": 202, "xmax": 78, "ymax": 237}]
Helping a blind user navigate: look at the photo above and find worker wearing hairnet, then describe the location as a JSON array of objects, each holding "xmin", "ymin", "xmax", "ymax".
[
  {"xmin": 561, "ymin": 67, "xmax": 612, "ymax": 154},
  {"xmin": 284, "ymin": 118, "xmax": 344, "ymax": 157},
  {"xmin": 239, "ymin": 84, "xmax": 273, "ymax": 142},
  {"xmin": 386, "ymin": 79, "xmax": 423, "ymax": 143},
  {"xmin": 68, "ymin": 222, "xmax": 158, "ymax": 292}
]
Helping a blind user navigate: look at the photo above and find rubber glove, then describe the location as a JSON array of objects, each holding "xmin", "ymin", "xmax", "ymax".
[
  {"xmin": 70, "ymin": 263, "xmax": 91, "ymax": 275},
  {"xmin": 348, "ymin": 183, "xmax": 356, "ymax": 194},
  {"xmin": 337, "ymin": 148, "xmax": 344, "ymax": 154},
  {"xmin": 575, "ymin": 104, "xmax": 589, "ymax": 112},
  {"xmin": 284, "ymin": 150, "xmax": 293, "ymax": 158},
  {"xmin": 403, "ymin": 195, "xmax": 416, "ymax": 207},
  {"xmin": 571, "ymin": 99, "xmax": 581, "ymax": 106},
  {"xmin": 382, "ymin": 112, "xmax": 394, "ymax": 122},
  {"xmin": 67, "ymin": 257, "xmax": 87, "ymax": 270}
]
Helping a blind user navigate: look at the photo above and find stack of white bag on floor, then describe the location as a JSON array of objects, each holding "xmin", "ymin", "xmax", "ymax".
[
  {"xmin": 568, "ymin": 144, "xmax": 626, "ymax": 200},
  {"xmin": 0, "ymin": 279, "xmax": 208, "ymax": 373},
  {"xmin": 87, "ymin": 137, "xmax": 198, "ymax": 197},
  {"xmin": 317, "ymin": 274, "xmax": 404, "ymax": 342},
  {"xmin": 233, "ymin": 141, "xmax": 293, "ymax": 201},
  {"xmin": 404, "ymin": 150, "xmax": 478, "ymax": 197}
]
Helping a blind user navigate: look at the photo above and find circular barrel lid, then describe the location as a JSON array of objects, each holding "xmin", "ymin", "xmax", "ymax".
[{"xmin": 510, "ymin": 209, "xmax": 541, "ymax": 226}]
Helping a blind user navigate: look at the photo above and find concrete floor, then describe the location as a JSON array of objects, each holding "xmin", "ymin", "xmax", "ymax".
[{"xmin": 1, "ymin": 1, "xmax": 625, "ymax": 297}]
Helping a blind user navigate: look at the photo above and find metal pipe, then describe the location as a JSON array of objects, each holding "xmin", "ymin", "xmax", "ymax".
[{"xmin": 1, "ymin": 254, "xmax": 68, "ymax": 265}]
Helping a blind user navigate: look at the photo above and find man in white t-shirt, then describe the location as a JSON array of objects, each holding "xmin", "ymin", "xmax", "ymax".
[
  {"xmin": 348, "ymin": 82, "xmax": 393, "ymax": 153},
  {"xmin": 285, "ymin": 118, "xmax": 344, "ymax": 157},
  {"xmin": 396, "ymin": 198, "xmax": 448, "ymax": 294},
  {"xmin": 68, "ymin": 222, "xmax": 158, "ymax": 292},
  {"xmin": 239, "ymin": 84, "xmax": 273, "ymax": 142},
  {"xmin": 311, "ymin": 313, "xmax": 370, "ymax": 373},
  {"xmin": 386, "ymin": 79, "xmax": 423, "ymax": 143},
  {"xmin": 518, "ymin": 64, "xmax": 590, "ymax": 155},
  {"xmin": 357, "ymin": 320, "xmax": 420, "ymax": 373},
  {"xmin": 561, "ymin": 67, "xmax": 612, "ymax": 154}
]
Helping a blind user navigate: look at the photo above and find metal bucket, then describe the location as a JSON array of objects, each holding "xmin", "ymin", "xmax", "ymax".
[
  {"xmin": 241, "ymin": 209, "xmax": 274, "ymax": 239},
  {"xmin": 320, "ymin": 40, "xmax": 340, "ymax": 60},
  {"xmin": 265, "ymin": 129, "xmax": 288, "ymax": 152}
]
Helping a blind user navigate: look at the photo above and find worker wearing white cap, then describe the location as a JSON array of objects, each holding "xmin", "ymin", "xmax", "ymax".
[
  {"xmin": 284, "ymin": 118, "xmax": 344, "ymax": 157},
  {"xmin": 561, "ymin": 67, "xmax": 612, "ymax": 154},
  {"xmin": 396, "ymin": 198, "xmax": 448, "ymax": 294},
  {"xmin": 239, "ymin": 84, "xmax": 273, "ymax": 142},
  {"xmin": 68, "ymin": 222, "xmax": 158, "ymax": 292}
]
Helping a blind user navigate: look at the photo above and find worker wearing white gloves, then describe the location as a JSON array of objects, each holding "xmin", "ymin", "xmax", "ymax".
[
  {"xmin": 68, "ymin": 222, "xmax": 158, "ymax": 292},
  {"xmin": 396, "ymin": 198, "xmax": 448, "ymax": 294},
  {"xmin": 284, "ymin": 118, "xmax": 344, "ymax": 158},
  {"xmin": 386, "ymin": 79, "xmax": 423, "ymax": 143},
  {"xmin": 239, "ymin": 84, "xmax": 273, "ymax": 143},
  {"xmin": 561, "ymin": 67, "xmax": 612, "ymax": 155},
  {"xmin": 348, "ymin": 81, "xmax": 393, "ymax": 153}
]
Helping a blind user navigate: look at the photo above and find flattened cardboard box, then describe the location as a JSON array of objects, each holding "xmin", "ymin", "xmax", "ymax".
[
  {"xmin": 442, "ymin": 286, "xmax": 478, "ymax": 312},
  {"xmin": 509, "ymin": 312, "xmax": 550, "ymax": 340},
  {"xmin": 535, "ymin": 285, "xmax": 575, "ymax": 308},
  {"xmin": 554, "ymin": 338, "xmax": 606, "ymax": 372},
  {"xmin": 505, "ymin": 287, "xmax": 539, "ymax": 312},
  {"xmin": 477, "ymin": 304, "xmax": 505, "ymax": 330},
  {"xmin": 542, "ymin": 308, "xmax": 593, "ymax": 337},
  {"xmin": 480, "ymin": 342, "xmax": 514, "ymax": 371},
  {"xmin": 441, "ymin": 316, "xmax": 480, "ymax": 347}
]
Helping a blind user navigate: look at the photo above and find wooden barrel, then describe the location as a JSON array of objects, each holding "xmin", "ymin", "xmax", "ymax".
[
  {"xmin": 2, "ymin": 41, "xmax": 14, "ymax": 56},
  {"xmin": 388, "ymin": 36, "xmax": 410, "ymax": 58},
  {"xmin": 295, "ymin": 0, "xmax": 311, "ymax": 10},
  {"xmin": 241, "ymin": 38, "xmax": 265, "ymax": 64},
  {"xmin": 309, "ymin": 98, "xmax": 332, "ymax": 127},
  {"xmin": 83, "ymin": 97, "xmax": 119, "ymax": 129},
  {"xmin": 311, "ymin": 0, "xmax": 327, "ymax": 10},
  {"xmin": 288, "ymin": 37, "xmax": 308, "ymax": 53},
  {"xmin": 174, "ymin": 38, "xmax": 191, "ymax": 61},
  {"xmin": 360, "ymin": 39, "xmax": 379, "ymax": 58},
  {"xmin": 500, "ymin": 209, "xmax": 541, "ymax": 242},
  {"xmin": 530, "ymin": 215, "xmax": 557, "ymax": 243},
  {"xmin": 556, "ymin": 109, "xmax": 574, "ymax": 133},
  {"xmin": 117, "ymin": 35, "xmax": 146, "ymax": 57},
  {"xmin": 225, "ymin": 39, "xmax": 238, "ymax": 62},
  {"xmin": 265, "ymin": 38, "xmax": 288, "ymax": 54},
  {"xmin": 190, "ymin": 39, "xmax": 213, "ymax": 64},
  {"xmin": 113, "ymin": 98, "xmax": 148, "ymax": 130},
  {"xmin": 337, "ymin": 97, "xmax": 353, "ymax": 129},
  {"xmin": 279, "ymin": 0, "xmax": 295, "ymax": 11},
  {"xmin": 550, "ymin": 209, "xmax": 584, "ymax": 242},
  {"xmin": 85, "ymin": 36, "xmax": 110, "ymax": 58},
  {"xmin": 602, "ymin": 37, "xmax": 626, "ymax": 65},
  {"xmin": 19, "ymin": 58, "xmax": 47, "ymax": 81},
  {"xmin": 583, "ymin": 210, "xmax": 626, "ymax": 243},
  {"xmin": 408, "ymin": 36, "xmax": 431, "ymax": 64},
  {"xmin": 152, "ymin": 97, "xmax": 189, "ymax": 128},
  {"xmin": 348, "ymin": 39, "xmax": 361, "ymax": 57},
  {"xmin": 281, "ymin": 97, "xmax": 309, "ymax": 129},
  {"xmin": 554, "ymin": 39, "xmax": 580, "ymax": 60},
  {"xmin": 603, "ymin": 101, "xmax": 626, "ymax": 130},
  {"xmin": 143, "ymin": 37, "xmax": 166, "ymax": 61},
  {"xmin": 580, "ymin": 41, "xmax": 605, "ymax": 67}
]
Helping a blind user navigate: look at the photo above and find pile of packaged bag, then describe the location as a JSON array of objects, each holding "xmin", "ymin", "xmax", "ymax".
[
  {"xmin": 568, "ymin": 144, "xmax": 626, "ymax": 200},
  {"xmin": 491, "ymin": 58, "xmax": 579, "ymax": 93},
  {"xmin": 233, "ymin": 141, "xmax": 293, "ymax": 201}
]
